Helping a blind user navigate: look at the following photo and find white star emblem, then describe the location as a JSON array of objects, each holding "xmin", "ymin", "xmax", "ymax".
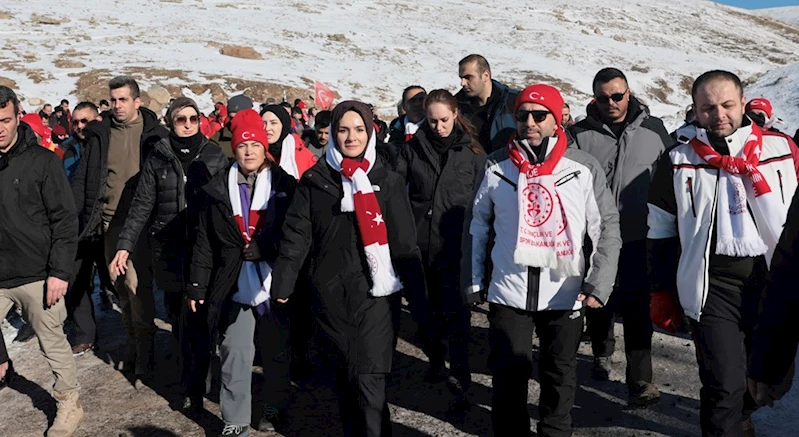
[{"xmin": 373, "ymin": 213, "xmax": 384, "ymax": 226}]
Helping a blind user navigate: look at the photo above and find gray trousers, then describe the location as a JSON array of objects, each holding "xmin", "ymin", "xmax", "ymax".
[{"xmin": 219, "ymin": 301, "xmax": 291, "ymax": 426}]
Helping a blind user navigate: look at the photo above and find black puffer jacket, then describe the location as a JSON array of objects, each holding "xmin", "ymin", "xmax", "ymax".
[
  {"xmin": 395, "ymin": 125, "xmax": 485, "ymax": 309},
  {"xmin": 70, "ymin": 108, "xmax": 168, "ymax": 240},
  {"xmin": 0, "ymin": 123, "xmax": 77, "ymax": 289},
  {"xmin": 188, "ymin": 165, "xmax": 297, "ymax": 335},
  {"xmin": 271, "ymin": 158, "xmax": 426, "ymax": 374},
  {"xmin": 117, "ymin": 136, "xmax": 228, "ymax": 252}
]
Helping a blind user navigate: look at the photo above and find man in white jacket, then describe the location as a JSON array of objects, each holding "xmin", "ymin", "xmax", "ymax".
[
  {"xmin": 647, "ymin": 70, "xmax": 799, "ymax": 437},
  {"xmin": 463, "ymin": 84, "xmax": 621, "ymax": 437}
]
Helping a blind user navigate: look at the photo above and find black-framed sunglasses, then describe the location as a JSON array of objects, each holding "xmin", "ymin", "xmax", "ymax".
[
  {"xmin": 595, "ymin": 90, "xmax": 628, "ymax": 104},
  {"xmin": 71, "ymin": 118, "xmax": 91, "ymax": 126},
  {"xmin": 174, "ymin": 115, "xmax": 200, "ymax": 125},
  {"xmin": 515, "ymin": 109, "xmax": 550, "ymax": 123}
]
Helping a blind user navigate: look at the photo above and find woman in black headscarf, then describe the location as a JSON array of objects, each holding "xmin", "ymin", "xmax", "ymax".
[{"xmin": 260, "ymin": 105, "xmax": 317, "ymax": 179}]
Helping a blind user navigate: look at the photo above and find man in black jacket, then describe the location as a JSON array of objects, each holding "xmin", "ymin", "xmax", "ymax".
[
  {"xmin": 71, "ymin": 76, "xmax": 168, "ymax": 385},
  {"xmin": 455, "ymin": 54, "xmax": 519, "ymax": 153},
  {"xmin": 0, "ymin": 86, "xmax": 83, "ymax": 436}
]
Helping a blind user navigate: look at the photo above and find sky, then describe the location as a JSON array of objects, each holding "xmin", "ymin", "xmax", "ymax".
[{"xmin": 716, "ymin": 0, "xmax": 798, "ymax": 8}]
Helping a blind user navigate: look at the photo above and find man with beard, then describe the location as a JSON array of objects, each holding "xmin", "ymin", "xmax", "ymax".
[
  {"xmin": 648, "ymin": 70, "xmax": 799, "ymax": 437},
  {"xmin": 456, "ymin": 54, "xmax": 519, "ymax": 152}
]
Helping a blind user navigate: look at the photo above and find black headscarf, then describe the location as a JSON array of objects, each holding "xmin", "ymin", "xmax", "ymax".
[
  {"xmin": 330, "ymin": 101, "xmax": 375, "ymax": 161},
  {"xmin": 260, "ymin": 104, "xmax": 291, "ymax": 158}
]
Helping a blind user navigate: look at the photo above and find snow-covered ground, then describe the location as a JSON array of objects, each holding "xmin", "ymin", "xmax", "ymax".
[
  {"xmin": 2, "ymin": 0, "xmax": 799, "ymax": 128},
  {"xmin": 746, "ymin": 62, "xmax": 799, "ymax": 136},
  {"xmin": 761, "ymin": 5, "xmax": 799, "ymax": 28}
]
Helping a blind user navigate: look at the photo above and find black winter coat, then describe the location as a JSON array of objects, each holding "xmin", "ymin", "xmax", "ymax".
[
  {"xmin": 271, "ymin": 158, "xmax": 426, "ymax": 374},
  {"xmin": 70, "ymin": 108, "xmax": 168, "ymax": 240},
  {"xmin": 117, "ymin": 137, "xmax": 229, "ymax": 291},
  {"xmin": 188, "ymin": 165, "xmax": 297, "ymax": 336},
  {"xmin": 395, "ymin": 126, "xmax": 485, "ymax": 310},
  {"xmin": 0, "ymin": 123, "xmax": 78, "ymax": 289}
]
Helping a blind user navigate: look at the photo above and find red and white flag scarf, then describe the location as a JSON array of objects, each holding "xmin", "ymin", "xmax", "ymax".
[
  {"xmin": 507, "ymin": 130, "xmax": 581, "ymax": 276},
  {"xmin": 404, "ymin": 117, "xmax": 422, "ymax": 142},
  {"xmin": 690, "ymin": 124, "xmax": 786, "ymax": 263},
  {"xmin": 325, "ymin": 134, "xmax": 402, "ymax": 297},
  {"xmin": 228, "ymin": 163, "xmax": 273, "ymax": 307}
]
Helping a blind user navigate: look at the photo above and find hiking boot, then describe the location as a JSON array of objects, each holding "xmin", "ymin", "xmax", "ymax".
[
  {"xmin": 71, "ymin": 343, "xmax": 94, "ymax": 357},
  {"xmin": 14, "ymin": 323, "xmax": 35, "ymax": 343},
  {"xmin": 219, "ymin": 423, "xmax": 249, "ymax": 437},
  {"xmin": 255, "ymin": 406, "xmax": 281, "ymax": 432},
  {"xmin": 628, "ymin": 381, "xmax": 660, "ymax": 408},
  {"xmin": 742, "ymin": 417, "xmax": 756, "ymax": 437},
  {"xmin": 173, "ymin": 395, "xmax": 203, "ymax": 413},
  {"xmin": 591, "ymin": 356, "xmax": 612, "ymax": 381},
  {"xmin": 46, "ymin": 391, "xmax": 84, "ymax": 437}
]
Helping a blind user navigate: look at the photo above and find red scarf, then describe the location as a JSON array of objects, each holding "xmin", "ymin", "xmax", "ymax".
[
  {"xmin": 341, "ymin": 157, "xmax": 389, "ymax": 247},
  {"xmin": 507, "ymin": 130, "xmax": 568, "ymax": 177},
  {"xmin": 690, "ymin": 124, "xmax": 771, "ymax": 197}
]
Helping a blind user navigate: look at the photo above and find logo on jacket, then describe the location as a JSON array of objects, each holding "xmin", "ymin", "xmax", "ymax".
[
  {"xmin": 730, "ymin": 181, "xmax": 747, "ymax": 215},
  {"xmin": 366, "ymin": 252, "xmax": 378, "ymax": 276},
  {"xmin": 523, "ymin": 182, "xmax": 554, "ymax": 227}
]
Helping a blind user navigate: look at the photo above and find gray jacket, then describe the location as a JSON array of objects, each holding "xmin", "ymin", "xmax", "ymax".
[{"xmin": 569, "ymin": 97, "xmax": 671, "ymax": 243}]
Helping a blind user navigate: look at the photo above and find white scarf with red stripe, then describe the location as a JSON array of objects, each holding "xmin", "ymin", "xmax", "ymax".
[
  {"xmin": 228, "ymin": 163, "xmax": 273, "ymax": 306},
  {"xmin": 690, "ymin": 124, "xmax": 787, "ymax": 263},
  {"xmin": 325, "ymin": 134, "xmax": 402, "ymax": 297},
  {"xmin": 278, "ymin": 134, "xmax": 300, "ymax": 179},
  {"xmin": 508, "ymin": 131, "xmax": 581, "ymax": 277},
  {"xmin": 404, "ymin": 117, "xmax": 422, "ymax": 142}
]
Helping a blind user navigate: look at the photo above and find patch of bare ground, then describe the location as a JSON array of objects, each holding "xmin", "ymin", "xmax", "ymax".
[
  {"xmin": 54, "ymin": 59, "xmax": 85, "ymax": 69},
  {"xmin": 647, "ymin": 78, "xmax": 674, "ymax": 104},
  {"xmin": 219, "ymin": 45, "xmax": 262, "ymax": 60},
  {"xmin": 30, "ymin": 14, "xmax": 70, "ymax": 25},
  {"xmin": 722, "ymin": 6, "xmax": 799, "ymax": 47},
  {"xmin": 508, "ymin": 70, "xmax": 591, "ymax": 99},
  {"xmin": 0, "ymin": 76, "xmax": 17, "ymax": 89},
  {"xmin": 0, "ymin": 11, "xmax": 12, "ymax": 20}
]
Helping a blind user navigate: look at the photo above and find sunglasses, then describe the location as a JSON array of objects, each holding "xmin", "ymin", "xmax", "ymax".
[
  {"xmin": 71, "ymin": 118, "xmax": 91, "ymax": 126},
  {"xmin": 174, "ymin": 115, "xmax": 199, "ymax": 125},
  {"xmin": 515, "ymin": 110, "xmax": 550, "ymax": 123},
  {"xmin": 595, "ymin": 90, "xmax": 628, "ymax": 104}
]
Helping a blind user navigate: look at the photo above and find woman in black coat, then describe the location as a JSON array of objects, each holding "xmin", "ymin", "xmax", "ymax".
[
  {"xmin": 272, "ymin": 101, "xmax": 426, "ymax": 437},
  {"xmin": 188, "ymin": 109, "xmax": 296, "ymax": 436},
  {"xmin": 395, "ymin": 89, "xmax": 485, "ymax": 412},
  {"xmin": 109, "ymin": 97, "xmax": 228, "ymax": 407}
]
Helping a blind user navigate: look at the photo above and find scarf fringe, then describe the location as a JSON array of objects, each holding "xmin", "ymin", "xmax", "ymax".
[{"xmin": 715, "ymin": 236, "xmax": 768, "ymax": 258}]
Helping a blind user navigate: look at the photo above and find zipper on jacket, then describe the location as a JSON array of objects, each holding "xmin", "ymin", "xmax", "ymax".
[
  {"xmin": 526, "ymin": 267, "xmax": 540, "ymax": 312},
  {"xmin": 686, "ymin": 177, "xmax": 697, "ymax": 218},
  {"xmin": 555, "ymin": 170, "xmax": 581, "ymax": 186},
  {"xmin": 493, "ymin": 171, "xmax": 517, "ymax": 191},
  {"xmin": 700, "ymin": 172, "xmax": 720, "ymax": 320},
  {"xmin": 777, "ymin": 170, "xmax": 785, "ymax": 204}
]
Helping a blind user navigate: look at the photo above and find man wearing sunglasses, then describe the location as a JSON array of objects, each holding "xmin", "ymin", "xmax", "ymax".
[
  {"xmin": 456, "ymin": 54, "xmax": 519, "ymax": 153},
  {"xmin": 0, "ymin": 85, "xmax": 84, "ymax": 436},
  {"xmin": 465, "ymin": 83, "xmax": 620, "ymax": 436},
  {"xmin": 569, "ymin": 68, "xmax": 671, "ymax": 408},
  {"xmin": 71, "ymin": 76, "xmax": 168, "ymax": 387}
]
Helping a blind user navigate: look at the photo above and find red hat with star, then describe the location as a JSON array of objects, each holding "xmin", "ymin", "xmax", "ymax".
[
  {"xmin": 230, "ymin": 109, "xmax": 269, "ymax": 152},
  {"xmin": 514, "ymin": 84, "xmax": 565, "ymax": 129},
  {"xmin": 746, "ymin": 98, "xmax": 773, "ymax": 119}
]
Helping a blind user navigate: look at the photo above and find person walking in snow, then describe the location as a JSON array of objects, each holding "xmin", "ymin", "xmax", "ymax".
[{"xmin": 260, "ymin": 104, "xmax": 317, "ymax": 179}]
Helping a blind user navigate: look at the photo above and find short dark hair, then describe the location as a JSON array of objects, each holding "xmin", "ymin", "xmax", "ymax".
[
  {"xmin": 60, "ymin": 99, "xmax": 69, "ymax": 105},
  {"xmin": 563, "ymin": 102, "xmax": 570, "ymax": 109},
  {"xmin": 74, "ymin": 101, "xmax": 99, "ymax": 115},
  {"xmin": 459, "ymin": 54, "xmax": 491, "ymax": 77},
  {"xmin": 291, "ymin": 106, "xmax": 303, "ymax": 116},
  {"xmin": 402, "ymin": 85, "xmax": 426, "ymax": 104},
  {"xmin": 315, "ymin": 110, "xmax": 332, "ymax": 129},
  {"xmin": 293, "ymin": 99, "xmax": 302, "ymax": 106},
  {"xmin": 43, "ymin": 103, "xmax": 52, "ymax": 109},
  {"xmin": 54, "ymin": 106, "xmax": 64, "ymax": 114},
  {"xmin": 691, "ymin": 70, "xmax": 743, "ymax": 101},
  {"xmin": 108, "ymin": 76, "xmax": 140, "ymax": 99},
  {"xmin": 592, "ymin": 68, "xmax": 628, "ymax": 91},
  {"xmin": 0, "ymin": 86, "xmax": 20, "ymax": 114},
  {"xmin": 279, "ymin": 101, "xmax": 291, "ymax": 109},
  {"xmin": 98, "ymin": 99, "xmax": 109, "ymax": 106}
]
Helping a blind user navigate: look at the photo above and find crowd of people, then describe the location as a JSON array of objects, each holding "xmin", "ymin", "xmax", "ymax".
[{"xmin": 0, "ymin": 53, "xmax": 798, "ymax": 437}]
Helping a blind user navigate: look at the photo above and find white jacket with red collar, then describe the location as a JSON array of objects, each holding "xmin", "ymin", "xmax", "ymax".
[{"xmin": 647, "ymin": 121, "xmax": 799, "ymax": 321}]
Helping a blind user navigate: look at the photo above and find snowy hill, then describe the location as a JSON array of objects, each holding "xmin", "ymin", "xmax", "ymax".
[
  {"xmin": 746, "ymin": 63, "xmax": 799, "ymax": 137},
  {"xmin": 2, "ymin": 0, "xmax": 799, "ymax": 127},
  {"xmin": 761, "ymin": 6, "xmax": 799, "ymax": 28}
]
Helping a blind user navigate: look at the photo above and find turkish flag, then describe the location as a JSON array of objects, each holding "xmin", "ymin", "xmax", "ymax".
[{"xmin": 314, "ymin": 81, "xmax": 334, "ymax": 110}]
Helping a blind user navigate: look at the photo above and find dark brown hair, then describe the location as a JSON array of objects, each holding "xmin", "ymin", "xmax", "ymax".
[{"xmin": 424, "ymin": 89, "xmax": 484, "ymax": 154}]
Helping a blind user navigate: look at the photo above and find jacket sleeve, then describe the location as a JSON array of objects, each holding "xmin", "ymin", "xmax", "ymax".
[
  {"xmin": 461, "ymin": 161, "xmax": 494, "ymax": 303},
  {"xmin": 117, "ymin": 157, "xmax": 158, "ymax": 253},
  {"xmin": 646, "ymin": 151, "xmax": 680, "ymax": 292},
  {"xmin": 187, "ymin": 197, "xmax": 213, "ymax": 302},
  {"xmin": 42, "ymin": 153, "xmax": 79, "ymax": 281},
  {"xmin": 582, "ymin": 155, "xmax": 622, "ymax": 305},
  {"xmin": 271, "ymin": 179, "xmax": 314, "ymax": 300},
  {"xmin": 394, "ymin": 142, "xmax": 411, "ymax": 181},
  {"xmin": 70, "ymin": 135, "xmax": 93, "ymax": 220},
  {"xmin": 384, "ymin": 173, "xmax": 427, "ymax": 305},
  {"xmin": 748, "ymin": 189, "xmax": 799, "ymax": 384}
]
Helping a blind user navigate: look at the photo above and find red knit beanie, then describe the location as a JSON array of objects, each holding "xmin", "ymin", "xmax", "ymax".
[
  {"xmin": 514, "ymin": 84, "xmax": 565, "ymax": 129},
  {"xmin": 230, "ymin": 109, "xmax": 269, "ymax": 153},
  {"xmin": 746, "ymin": 98, "xmax": 773, "ymax": 119}
]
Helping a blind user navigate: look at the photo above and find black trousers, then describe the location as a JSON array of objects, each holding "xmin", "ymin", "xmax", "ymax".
[
  {"xmin": 689, "ymin": 277, "xmax": 788, "ymax": 437},
  {"xmin": 586, "ymin": 241, "xmax": 653, "ymax": 384},
  {"xmin": 257, "ymin": 302, "xmax": 292, "ymax": 409},
  {"xmin": 67, "ymin": 238, "xmax": 111, "ymax": 346},
  {"xmin": 424, "ymin": 268, "xmax": 471, "ymax": 387},
  {"xmin": 489, "ymin": 303, "xmax": 584, "ymax": 437},
  {"xmin": 335, "ymin": 370, "xmax": 391, "ymax": 437},
  {"xmin": 290, "ymin": 274, "xmax": 313, "ymax": 367}
]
